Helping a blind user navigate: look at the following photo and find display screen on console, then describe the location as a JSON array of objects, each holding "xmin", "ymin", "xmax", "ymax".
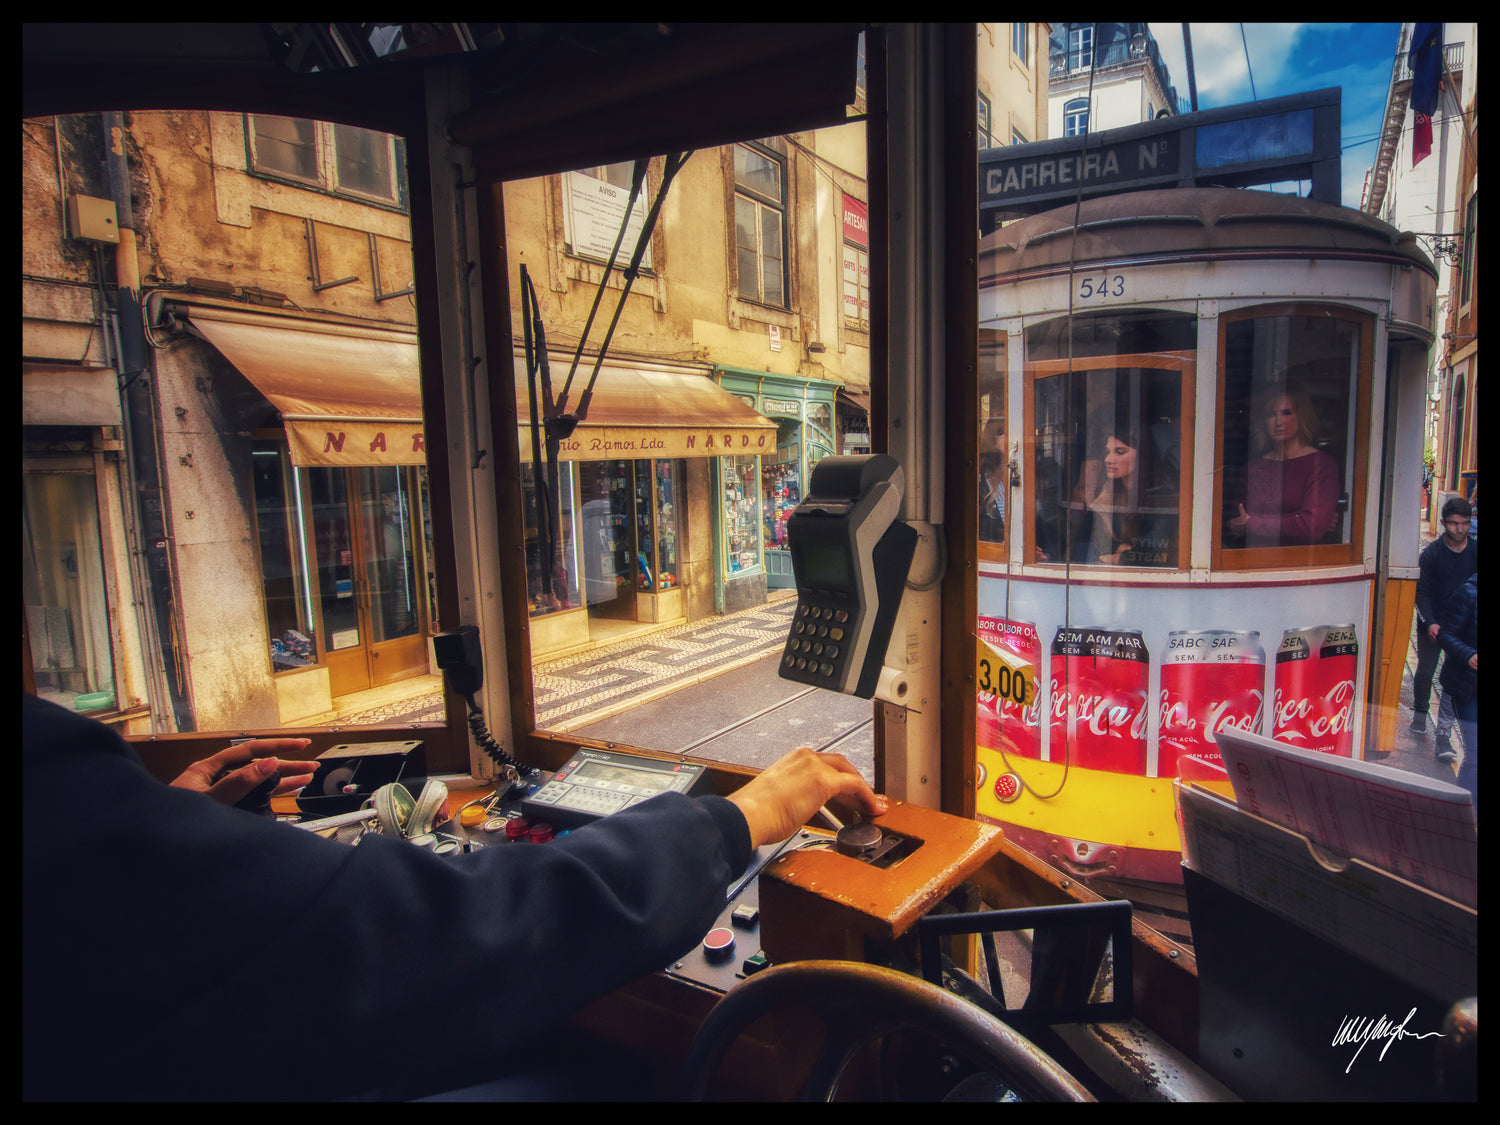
[
  {"xmin": 573, "ymin": 760, "xmax": 675, "ymax": 790},
  {"xmin": 792, "ymin": 539, "xmax": 854, "ymax": 590}
]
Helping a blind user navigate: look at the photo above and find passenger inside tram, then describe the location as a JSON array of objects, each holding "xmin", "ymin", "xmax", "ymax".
[
  {"xmin": 1226, "ymin": 385, "xmax": 1341, "ymax": 548},
  {"xmin": 1084, "ymin": 415, "xmax": 1179, "ymax": 567}
]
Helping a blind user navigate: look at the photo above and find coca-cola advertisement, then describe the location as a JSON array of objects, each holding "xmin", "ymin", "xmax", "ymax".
[
  {"xmin": 1049, "ymin": 627, "xmax": 1149, "ymax": 773},
  {"xmin": 1272, "ymin": 624, "xmax": 1358, "ymax": 756},
  {"xmin": 977, "ymin": 616, "xmax": 1042, "ymax": 758},
  {"xmin": 1158, "ymin": 630, "xmax": 1265, "ymax": 780}
]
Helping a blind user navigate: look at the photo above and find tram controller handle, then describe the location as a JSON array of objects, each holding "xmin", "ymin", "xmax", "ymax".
[{"xmin": 780, "ymin": 454, "xmax": 918, "ymax": 698}]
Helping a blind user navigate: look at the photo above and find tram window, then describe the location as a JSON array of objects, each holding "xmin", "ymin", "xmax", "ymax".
[
  {"xmin": 1216, "ymin": 306, "xmax": 1371, "ymax": 566},
  {"xmin": 1024, "ymin": 311, "xmax": 1194, "ymax": 569},
  {"xmin": 977, "ymin": 329, "xmax": 1007, "ymax": 553}
]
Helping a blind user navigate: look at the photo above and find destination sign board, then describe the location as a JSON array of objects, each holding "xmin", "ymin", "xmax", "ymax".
[
  {"xmin": 982, "ymin": 135, "xmax": 1179, "ymax": 211},
  {"xmin": 979, "ymin": 88, "xmax": 1341, "ymax": 225}
]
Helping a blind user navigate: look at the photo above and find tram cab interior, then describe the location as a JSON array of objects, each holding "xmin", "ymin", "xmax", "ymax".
[{"xmin": 22, "ymin": 23, "xmax": 1475, "ymax": 1101}]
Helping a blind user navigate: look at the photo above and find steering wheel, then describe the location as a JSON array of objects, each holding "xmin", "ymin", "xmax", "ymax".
[{"xmin": 680, "ymin": 959, "xmax": 1094, "ymax": 1101}]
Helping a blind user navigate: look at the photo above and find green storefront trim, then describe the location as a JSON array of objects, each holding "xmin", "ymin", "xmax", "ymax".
[{"xmin": 711, "ymin": 367, "xmax": 842, "ymax": 603}]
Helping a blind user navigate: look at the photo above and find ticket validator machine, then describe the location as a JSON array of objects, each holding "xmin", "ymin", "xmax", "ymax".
[{"xmin": 778, "ymin": 455, "xmax": 918, "ymax": 698}]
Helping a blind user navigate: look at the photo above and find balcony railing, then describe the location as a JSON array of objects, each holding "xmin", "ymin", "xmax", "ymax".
[{"xmin": 1392, "ymin": 41, "xmax": 1464, "ymax": 85}]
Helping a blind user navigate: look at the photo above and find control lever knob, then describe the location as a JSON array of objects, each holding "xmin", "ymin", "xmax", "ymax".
[{"xmin": 835, "ymin": 822, "xmax": 883, "ymax": 857}]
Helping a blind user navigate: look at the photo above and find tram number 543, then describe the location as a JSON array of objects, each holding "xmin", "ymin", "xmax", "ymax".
[
  {"xmin": 976, "ymin": 636, "xmax": 1036, "ymax": 708},
  {"xmin": 1078, "ymin": 274, "xmax": 1125, "ymax": 300}
]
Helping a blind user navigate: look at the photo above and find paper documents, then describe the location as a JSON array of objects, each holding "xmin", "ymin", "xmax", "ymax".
[{"xmin": 1213, "ymin": 728, "xmax": 1477, "ymax": 909}]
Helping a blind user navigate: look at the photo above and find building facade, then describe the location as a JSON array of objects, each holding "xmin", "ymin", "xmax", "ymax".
[
  {"xmin": 1046, "ymin": 23, "xmax": 1186, "ymax": 138},
  {"xmin": 1363, "ymin": 22, "xmax": 1476, "ymax": 527},
  {"xmin": 23, "ymin": 110, "xmax": 427, "ymax": 734}
]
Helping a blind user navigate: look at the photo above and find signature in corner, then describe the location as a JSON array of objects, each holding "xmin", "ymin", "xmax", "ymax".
[{"xmin": 1332, "ymin": 1009, "xmax": 1444, "ymax": 1073}]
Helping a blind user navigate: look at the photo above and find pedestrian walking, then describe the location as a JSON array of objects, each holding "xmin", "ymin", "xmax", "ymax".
[
  {"xmin": 1436, "ymin": 572, "xmax": 1478, "ymax": 815},
  {"xmin": 1411, "ymin": 497, "xmax": 1477, "ymax": 761}
]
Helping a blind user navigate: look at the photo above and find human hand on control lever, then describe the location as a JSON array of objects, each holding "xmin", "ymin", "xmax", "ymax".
[
  {"xmin": 728, "ymin": 746, "xmax": 888, "ymax": 848},
  {"xmin": 170, "ymin": 739, "xmax": 320, "ymax": 807}
]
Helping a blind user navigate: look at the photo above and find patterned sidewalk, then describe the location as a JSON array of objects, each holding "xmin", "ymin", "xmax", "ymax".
[
  {"xmin": 534, "ymin": 597, "xmax": 796, "ymax": 728},
  {"xmin": 323, "ymin": 595, "xmax": 797, "ymax": 729}
]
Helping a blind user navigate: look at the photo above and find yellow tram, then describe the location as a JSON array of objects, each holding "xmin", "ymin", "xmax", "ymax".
[{"xmin": 973, "ymin": 188, "xmax": 1439, "ymax": 892}]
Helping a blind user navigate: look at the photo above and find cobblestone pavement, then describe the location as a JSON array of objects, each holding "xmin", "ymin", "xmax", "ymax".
[
  {"xmin": 532, "ymin": 599, "xmax": 796, "ymax": 729},
  {"xmin": 322, "ymin": 596, "xmax": 797, "ymax": 730}
]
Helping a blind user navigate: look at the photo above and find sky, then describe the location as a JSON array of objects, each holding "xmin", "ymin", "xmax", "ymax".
[{"xmin": 1145, "ymin": 22, "xmax": 1401, "ymax": 209}]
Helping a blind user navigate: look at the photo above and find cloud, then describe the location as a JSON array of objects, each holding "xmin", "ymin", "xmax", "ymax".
[{"xmin": 1149, "ymin": 23, "xmax": 1314, "ymax": 108}]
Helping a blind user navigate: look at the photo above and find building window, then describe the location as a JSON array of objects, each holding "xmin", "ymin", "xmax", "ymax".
[
  {"xmin": 1215, "ymin": 305, "xmax": 1371, "ymax": 568},
  {"xmin": 722, "ymin": 454, "xmax": 763, "ymax": 575},
  {"xmin": 1012, "ymin": 23, "xmax": 1030, "ymax": 66},
  {"xmin": 247, "ymin": 115, "xmax": 403, "ymax": 207},
  {"xmin": 733, "ymin": 144, "xmax": 787, "ymax": 307},
  {"xmin": 250, "ymin": 115, "xmax": 319, "ymax": 183},
  {"xmin": 1064, "ymin": 98, "xmax": 1090, "ymax": 137},
  {"xmin": 1068, "ymin": 25, "xmax": 1094, "ymax": 71},
  {"xmin": 331, "ymin": 123, "xmax": 398, "ymax": 203},
  {"xmin": 23, "ymin": 458, "xmax": 118, "ymax": 711},
  {"xmin": 978, "ymin": 92, "xmax": 993, "ymax": 150}
]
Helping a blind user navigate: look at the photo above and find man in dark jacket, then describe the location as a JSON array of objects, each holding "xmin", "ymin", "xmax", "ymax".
[
  {"xmin": 1411, "ymin": 497, "xmax": 1477, "ymax": 761},
  {"xmin": 22, "ymin": 692, "xmax": 884, "ymax": 1101},
  {"xmin": 1436, "ymin": 573, "xmax": 1478, "ymax": 816}
]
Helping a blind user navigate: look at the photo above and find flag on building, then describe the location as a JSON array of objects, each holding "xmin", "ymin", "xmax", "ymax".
[{"xmin": 1409, "ymin": 22, "xmax": 1443, "ymax": 166}]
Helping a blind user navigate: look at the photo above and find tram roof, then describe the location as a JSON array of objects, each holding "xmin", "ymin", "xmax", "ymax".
[{"xmin": 979, "ymin": 188, "xmax": 1438, "ymax": 285}]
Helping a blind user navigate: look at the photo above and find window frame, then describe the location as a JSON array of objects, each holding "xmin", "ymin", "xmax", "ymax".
[
  {"xmin": 1012, "ymin": 23, "xmax": 1030, "ymax": 67},
  {"xmin": 1210, "ymin": 302, "xmax": 1374, "ymax": 572},
  {"xmin": 245, "ymin": 114, "xmax": 408, "ymax": 211},
  {"xmin": 977, "ymin": 91, "xmax": 993, "ymax": 150},
  {"xmin": 1022, "ymin": 350, "xmax": 1197, "ymax": 572},
  {"xmin": 976, "ymin": 327, "xmax": 1008, "ymax": 561},
  {"xmin": 1064, "ymin": 97, "xmax": 1090, "ymax": 138},
  {"xmin": 1068, "ymin": 25, "xmax": 1094, "ymax": 71},
  {"xmin": 732, "ymin": 142, "xmax": 789, "ymax": 309}
]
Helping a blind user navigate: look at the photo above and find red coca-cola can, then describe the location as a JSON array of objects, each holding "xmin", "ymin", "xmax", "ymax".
[
  {"xmin": 1158, "ymin": 630, "xmax": 1266, "ymax": 780},
  {"xmin": 978, "ymin": 616, "xmax": 1042, "ymax": 759},
  {"xmin": 1272, "ymin": 624, "xmax": 1358, "ymax": 756},
  {"xmin": 1049, "ymin": 627, "xmax": 1149, "ymax": 773}
]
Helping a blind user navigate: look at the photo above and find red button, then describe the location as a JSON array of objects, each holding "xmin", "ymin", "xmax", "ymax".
[
  {"xmin": 702, "ymin": 927, "xmax": 736, "ymax": 962},
  {"xmin": 528, "ymin": 822, "xmax": 555, "ymax": 843},
  {"xmin": 505, "ymin": 817, "xmax": 530, "ymax": 841}
]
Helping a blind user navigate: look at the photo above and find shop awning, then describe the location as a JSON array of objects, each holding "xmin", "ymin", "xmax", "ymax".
[
  {"xmin": 179, "ymin": 304, "xmax": 424, "ymax": 467},
  {"xmin": 516, "ymin": 363, "xmax": 777, "ymax": 462}
]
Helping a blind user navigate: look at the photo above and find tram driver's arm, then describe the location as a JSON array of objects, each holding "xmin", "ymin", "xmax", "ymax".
[{"xmin": 729, "ymin": 747, "xmax": 887, "ymax": 847}]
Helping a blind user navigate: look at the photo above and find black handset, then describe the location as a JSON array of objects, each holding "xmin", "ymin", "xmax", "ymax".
[{"xmin": 433, "ymin": 626, "xmax": 536, "ymax": 778}]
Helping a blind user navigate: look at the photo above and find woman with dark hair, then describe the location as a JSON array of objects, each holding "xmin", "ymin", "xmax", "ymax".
[
  {"xmin": 1228, "ymin": 386, "xmax": 1340, "ymax": 547},
  {"xmin": 1086, "ymin": 418, "xmax": 1177, "ymax": 567}
]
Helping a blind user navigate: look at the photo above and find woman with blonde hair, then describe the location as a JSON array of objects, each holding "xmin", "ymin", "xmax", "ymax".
[{"xmin": 1228, "ymin": 385, "xmax": 1340, "ymax": 547}]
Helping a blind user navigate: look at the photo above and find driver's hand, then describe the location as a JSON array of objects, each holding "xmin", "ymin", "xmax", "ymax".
[
  {"xmin": 170, "ymin": 739, "xmax": 319, "ymax": 807},
  {"xmin": 728, "ymin": 746, "xmax": 888, "ymax": 847}
]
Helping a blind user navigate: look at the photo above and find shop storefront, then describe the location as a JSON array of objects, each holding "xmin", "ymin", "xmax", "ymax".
[
  {"xmin": 517, "ymin": 357, "xmax": 777, "ymax": 655},
  {"xmin": 177, "ymin": 302, "xmax": 438, "ymax": 719},
  {"xmin": 713, "ymin": 368, "xmax": 839, "ymax": 591}
]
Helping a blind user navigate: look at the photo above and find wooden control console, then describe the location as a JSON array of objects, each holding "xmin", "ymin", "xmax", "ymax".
[{"xmin": 758, "ymin": 799, "xmax": 1006, "ymax": 965}]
